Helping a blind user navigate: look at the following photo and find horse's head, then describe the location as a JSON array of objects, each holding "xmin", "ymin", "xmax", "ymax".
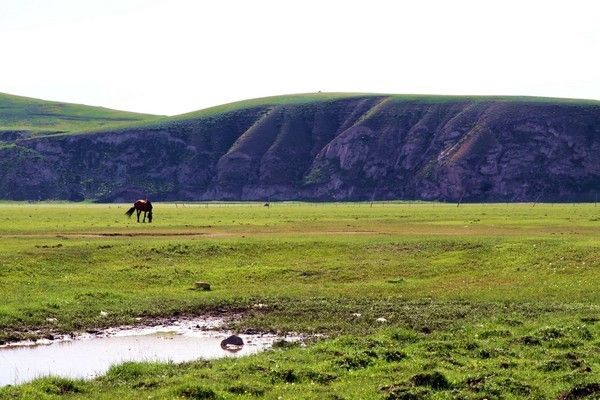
[{"xmin": 147, "ymin": 211, "xmax": 153, "ymax": 223}]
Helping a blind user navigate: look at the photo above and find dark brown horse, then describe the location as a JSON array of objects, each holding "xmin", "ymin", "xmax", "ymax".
[{"xmin": 125, "ymin": 199, "xmax": 153, "ymax": 223}]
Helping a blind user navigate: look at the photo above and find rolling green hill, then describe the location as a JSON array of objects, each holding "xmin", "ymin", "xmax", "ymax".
[
  {"xmin": 161, "ymin": 92, "xmax": 600, "ymax": 127},
  {"xmin": 0, "ymin": 92, "xmax": 161, "ymax": 139},
  {"xmin": 40, "ymin": 92, "xmax": 600, "ymax": 138}
]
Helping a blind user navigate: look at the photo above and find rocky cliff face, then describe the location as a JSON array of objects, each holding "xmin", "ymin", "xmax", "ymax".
[{"xmin": 1, "ymin": 95, "xmax": 599, "ymax": 202}]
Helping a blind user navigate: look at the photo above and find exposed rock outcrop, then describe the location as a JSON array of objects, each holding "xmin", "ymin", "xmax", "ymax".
[{"xmin": 1, "ymin": 95, "xmax": 598, "ymax": 202}]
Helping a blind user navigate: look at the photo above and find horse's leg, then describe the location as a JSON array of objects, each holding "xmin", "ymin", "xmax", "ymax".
[
  {"xmin": 136, "ymin": 209, "xmax": 141, "ymax": 222},
  {"xmin": 143, "ymin": 211, "xmax": 147, "ymax": 223}
]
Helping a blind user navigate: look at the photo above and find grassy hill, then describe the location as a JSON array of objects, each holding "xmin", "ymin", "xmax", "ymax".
[
  {"xmin": 0, "ymin": 92, "xmax": 161, "ymax": 138},
  {"xmin": 8, "ymin": 92, "xmax": 598, "ymax": 139},
  {"xmin": 172, "ymin": 92, "xmax": 600, "ymax": 120},
  {"xmin": 30, "ymin": 92, "xmax": 599, "ymax": 139},
  {"xmin": 158, "ymin": 92, "xmax": 600, "ymax": 123}
]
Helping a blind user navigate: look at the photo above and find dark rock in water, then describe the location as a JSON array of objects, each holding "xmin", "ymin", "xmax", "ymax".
[
  {"xmin": 221, "ymin": 335, "xmax": 244, "ymax": 352},
  {"xmin": 221, "ymin": 335, "xmax": 244, "ymax": 346}
]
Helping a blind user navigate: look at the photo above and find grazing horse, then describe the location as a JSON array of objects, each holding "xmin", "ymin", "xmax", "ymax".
[{"xmin": 125, "ymin": 199, "xmax": 153, "ymax": 223}]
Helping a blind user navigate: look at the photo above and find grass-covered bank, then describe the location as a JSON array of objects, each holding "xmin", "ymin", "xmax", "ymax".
[
  {"xmin": 3, "ymin": 320, "xmax": 600, "ymax": 399},
  {"xmin": 0, "ymin": 202, "xmax": 599, "ymax": 398}
]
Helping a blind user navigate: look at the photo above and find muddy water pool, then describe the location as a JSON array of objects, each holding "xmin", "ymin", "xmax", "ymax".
[{"xmin": 0, "ymin": 318, "xmax": 282, "ymax": 387}]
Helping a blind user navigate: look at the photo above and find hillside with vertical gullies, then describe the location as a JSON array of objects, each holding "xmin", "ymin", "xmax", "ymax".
[{"xmin": 0, "ymin": 92, "xmax": 599, "ymax": 201}]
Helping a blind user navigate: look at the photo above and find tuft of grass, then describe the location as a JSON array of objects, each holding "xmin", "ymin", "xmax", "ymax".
[
  {"xmin": 176, "ymin": 384, "xmax": 217, "ymax": 399},
  {"xmin": 37, "ymin": 377, "xmax": 84, "ymax": 395},
  {"xmin": 410, "ymin": 371, "xmax": 451, "ymax": 389}
]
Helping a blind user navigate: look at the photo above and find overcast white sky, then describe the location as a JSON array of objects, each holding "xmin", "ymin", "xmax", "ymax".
[{"xmin": 1, "ymin": 0, "xmax": 598, "ymax": 115}]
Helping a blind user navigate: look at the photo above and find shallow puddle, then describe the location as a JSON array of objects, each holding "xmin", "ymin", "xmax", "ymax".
[{"xmin": 0, "ymin": 318, "xmax": 281, "ymax": 387}]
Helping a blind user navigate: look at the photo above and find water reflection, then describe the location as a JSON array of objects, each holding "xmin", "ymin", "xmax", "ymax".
[{"xmin": 0, "ymin": 321, "xmax": 277, "ymax": 387}]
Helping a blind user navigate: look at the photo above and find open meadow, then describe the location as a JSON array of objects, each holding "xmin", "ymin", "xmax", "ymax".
[{"xmin": 0, "ymin": 202, "xmax": 599, "ymax": 399}]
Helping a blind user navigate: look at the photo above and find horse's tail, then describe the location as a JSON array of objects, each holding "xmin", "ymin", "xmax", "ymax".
[{"xmin": 125, "ymin": 206, "xmax": 136, "ymax": 217}]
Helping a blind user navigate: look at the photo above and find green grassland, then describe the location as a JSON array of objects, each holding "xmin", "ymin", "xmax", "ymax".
[
  {"xmin": 0, "ymin": 92, "xmax": 160, "ymax": 137},
  {"xmin": 0, "ymin": 202, "xmax": 599, "ymax": 399},
  {"xmin": 173, "ymin": 92, "xmax": 600, "ymax": 124}
]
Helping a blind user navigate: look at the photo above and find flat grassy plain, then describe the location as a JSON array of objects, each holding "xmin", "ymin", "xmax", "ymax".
[{"xmin": 0, "ymin": 202, "xmax": 599, "ymax": 399}]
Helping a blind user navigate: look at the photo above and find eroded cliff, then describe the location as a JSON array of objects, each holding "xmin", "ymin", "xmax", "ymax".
[{"xmin": 1, "ymin": 94, "xmax": 598, "ymax": 201}]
